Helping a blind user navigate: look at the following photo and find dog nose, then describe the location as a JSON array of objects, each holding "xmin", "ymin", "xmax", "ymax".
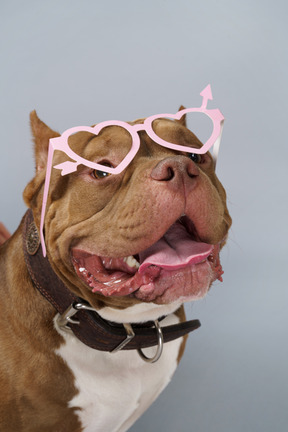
[{"xmin": 150, "ymin": 156, "xmax": 199, "ymax": 182}]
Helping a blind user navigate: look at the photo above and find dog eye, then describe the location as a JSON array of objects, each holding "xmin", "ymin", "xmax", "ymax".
[
  {"xmin": 91, "ymin": 162, "xmax": 113, "ymax": 180},
  {"xmin": 92, "ymin": 170, "xmax": 111, "ymax": 179},
  {"xmin": 188, "ymin": 153, "xmax": 202, "ymax": 164}
]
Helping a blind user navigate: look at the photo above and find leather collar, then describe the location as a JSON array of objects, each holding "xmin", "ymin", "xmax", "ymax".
[{"xmin": 22, "ymin": 209, "xmax": 200, "ymax": 353}]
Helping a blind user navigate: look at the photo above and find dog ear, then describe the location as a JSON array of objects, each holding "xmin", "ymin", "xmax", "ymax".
[
  {"xmin": 176, "ymin": 105, "xmax": 186, "ymax": 127},
  {"xmin": 23, "ymin": 112, "xmax": 60, "ymax": 208},
  {"xmin": 30, "ymin": 110, "xmax": 60, "ymax": 172},
  {"xmin": 0, "ymin": 222, "xmax": 11, "ymax": 246}
]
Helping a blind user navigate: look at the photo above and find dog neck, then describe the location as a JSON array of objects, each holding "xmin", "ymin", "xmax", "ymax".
[{"xmin": 22, "ymin": 209, "xmax": 200, "ymax": 360}]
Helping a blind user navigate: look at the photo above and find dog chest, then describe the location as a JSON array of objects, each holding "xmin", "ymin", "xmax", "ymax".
[{"xmin": 56, "ymin": 314, "xmax": 183, "ymax": 432}]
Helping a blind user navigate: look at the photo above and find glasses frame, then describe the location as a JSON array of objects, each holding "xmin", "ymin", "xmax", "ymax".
[{"xmin": 40, "ymin": 85, "xmax": 224, "ymax": 256}]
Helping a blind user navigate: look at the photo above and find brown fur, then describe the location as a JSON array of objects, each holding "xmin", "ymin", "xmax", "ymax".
[
  {"xmin": 0, "ymin": 222, "xmax": 10, "ymax": 245},
  {"xmin": 0, "ymin": 230, "xmax": 82, "ymax": 431},
  {"xmin": 0, "ymin": 110, "xmax": 231, "ymax": 431}
]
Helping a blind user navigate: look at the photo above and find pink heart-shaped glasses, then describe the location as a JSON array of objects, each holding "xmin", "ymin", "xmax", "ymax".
[{"xmin": 40, "ymin": 85, "xmax": 224, "ymax": 256}]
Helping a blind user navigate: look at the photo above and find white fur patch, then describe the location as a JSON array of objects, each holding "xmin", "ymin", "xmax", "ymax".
[
  {"xmin": 55, "ymin": 307, "xmax": 182, "ymax": 432},
  {"xmin": 98, "ymin": 300, "xmax": 183, "ymax": 324}
]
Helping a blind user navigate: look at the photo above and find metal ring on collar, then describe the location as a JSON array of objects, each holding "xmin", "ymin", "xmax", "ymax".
[{"xmin": 137, "ymin": 320, "xmax": 164, "ymax": 363}]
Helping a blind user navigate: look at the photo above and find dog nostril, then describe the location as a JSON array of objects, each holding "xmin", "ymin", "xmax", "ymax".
[
  {"xmin": 151, "ymin": 157, "xmax": 199, "ymax": 182},
  {"xmin": 166, "ymin": 167, "xmax": 175, "ymax": 181},
  {"xmin": 187, "ymin": 166, "xmax": 199, "ymax": 179}
]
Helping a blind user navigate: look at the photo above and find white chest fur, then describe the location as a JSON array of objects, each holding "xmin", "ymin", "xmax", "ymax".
[{"xmin": 55, "ymin": 312, "xmax": 182, "ymax": 432}]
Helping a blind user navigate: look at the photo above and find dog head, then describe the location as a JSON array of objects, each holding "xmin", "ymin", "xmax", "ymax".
[{"xmin": 24, "ymin": 108, "xmax": 231, "ymax": 320}]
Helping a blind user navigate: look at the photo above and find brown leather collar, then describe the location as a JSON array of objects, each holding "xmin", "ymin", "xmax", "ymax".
[{"xmin": 22, "ymin": 209, "xmax": 200, "ymax": 353}]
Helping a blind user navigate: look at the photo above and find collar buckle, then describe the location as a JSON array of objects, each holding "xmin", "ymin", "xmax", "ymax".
[{"xmin": 56, "ymin": 302, "xmax": 82, "ymax": 332}]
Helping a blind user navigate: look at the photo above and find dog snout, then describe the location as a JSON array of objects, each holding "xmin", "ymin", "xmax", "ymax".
[{"xmin": 150, "ymin": 156, "xmax": 199, "ymax": 183}]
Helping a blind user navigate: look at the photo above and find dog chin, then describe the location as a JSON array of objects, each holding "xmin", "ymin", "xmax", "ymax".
[{"xmin": 71, "ymin": 218, "xmax": 224, "ymax": 306}]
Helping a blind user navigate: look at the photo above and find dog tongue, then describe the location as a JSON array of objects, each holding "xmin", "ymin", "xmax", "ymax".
[{"xmin": 139, "ymin": 223, "xmax": 213, "ymax": 273}]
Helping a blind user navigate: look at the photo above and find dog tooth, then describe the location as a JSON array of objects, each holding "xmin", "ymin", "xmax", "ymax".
[{"xmin": 123, "ymin": 256, "xmax": 140, "ymax": 269}]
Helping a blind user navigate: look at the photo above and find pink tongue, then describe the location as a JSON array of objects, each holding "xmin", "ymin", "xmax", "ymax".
[{"xmin": 139, "ymin": 223, "xmax": 213, "ymax": 273}]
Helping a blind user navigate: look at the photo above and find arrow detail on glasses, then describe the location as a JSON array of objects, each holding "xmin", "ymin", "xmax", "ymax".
[
  {"xmin": 54, "ymin": 161, "xmax": 79, "ymax": 175},
  {"xmin": 200, "ymin": 85, "xmax": 213, "ymax": 109}
]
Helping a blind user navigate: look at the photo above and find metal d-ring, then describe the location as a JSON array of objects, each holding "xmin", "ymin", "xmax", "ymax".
[{"xmin": 137, "ymin": 320, "xmax": 164, "ymax": 363}]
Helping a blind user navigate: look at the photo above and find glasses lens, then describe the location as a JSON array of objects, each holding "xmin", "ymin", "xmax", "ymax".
[
  {"xmin": 151, "ymin": 112, "xmax": 213, "ymax": 151},
  {"xmin": 67, "ymin": 125, "xmax": 133, "ymax": 167}
]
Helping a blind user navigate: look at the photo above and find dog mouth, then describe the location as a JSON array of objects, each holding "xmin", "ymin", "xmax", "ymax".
[{"xmin": 71, "ymin": 217, "xmax": 224, "ymax": 304}]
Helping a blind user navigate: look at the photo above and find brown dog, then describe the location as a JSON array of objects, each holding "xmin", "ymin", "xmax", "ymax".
[{"xmin": 0, "ymin": 108, "xmax": 231, "ymax": 431}]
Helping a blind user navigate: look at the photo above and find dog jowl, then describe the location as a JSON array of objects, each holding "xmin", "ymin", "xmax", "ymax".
[{"xmin": 0, "ymin": 98, "xmax": 231, "ymax": 431}]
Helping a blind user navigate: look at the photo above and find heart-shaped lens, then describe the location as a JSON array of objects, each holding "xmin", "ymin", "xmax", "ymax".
[
  {"xmin": 150, "ymin": 111, "xmax": 213, "ymax": 151},
  {"xmin": 67, "ymin": 125, "xmax": 133, "ymax": 168}
]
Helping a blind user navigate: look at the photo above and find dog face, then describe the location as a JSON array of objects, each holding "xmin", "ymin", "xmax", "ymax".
[{"xmin": 24, "ymin": 112, "xmax": 231, "ymax": 312}]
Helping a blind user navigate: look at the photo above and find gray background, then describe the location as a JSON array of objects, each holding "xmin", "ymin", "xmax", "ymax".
[{"xmin": 1, "ymin": 0, "xmax": 287, "ymax": 431}]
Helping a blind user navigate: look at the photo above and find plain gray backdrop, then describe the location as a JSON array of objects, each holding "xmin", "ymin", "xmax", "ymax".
[{"xmin": 1, "ymin": 1, "xmax": 287, "ymax": 431}]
